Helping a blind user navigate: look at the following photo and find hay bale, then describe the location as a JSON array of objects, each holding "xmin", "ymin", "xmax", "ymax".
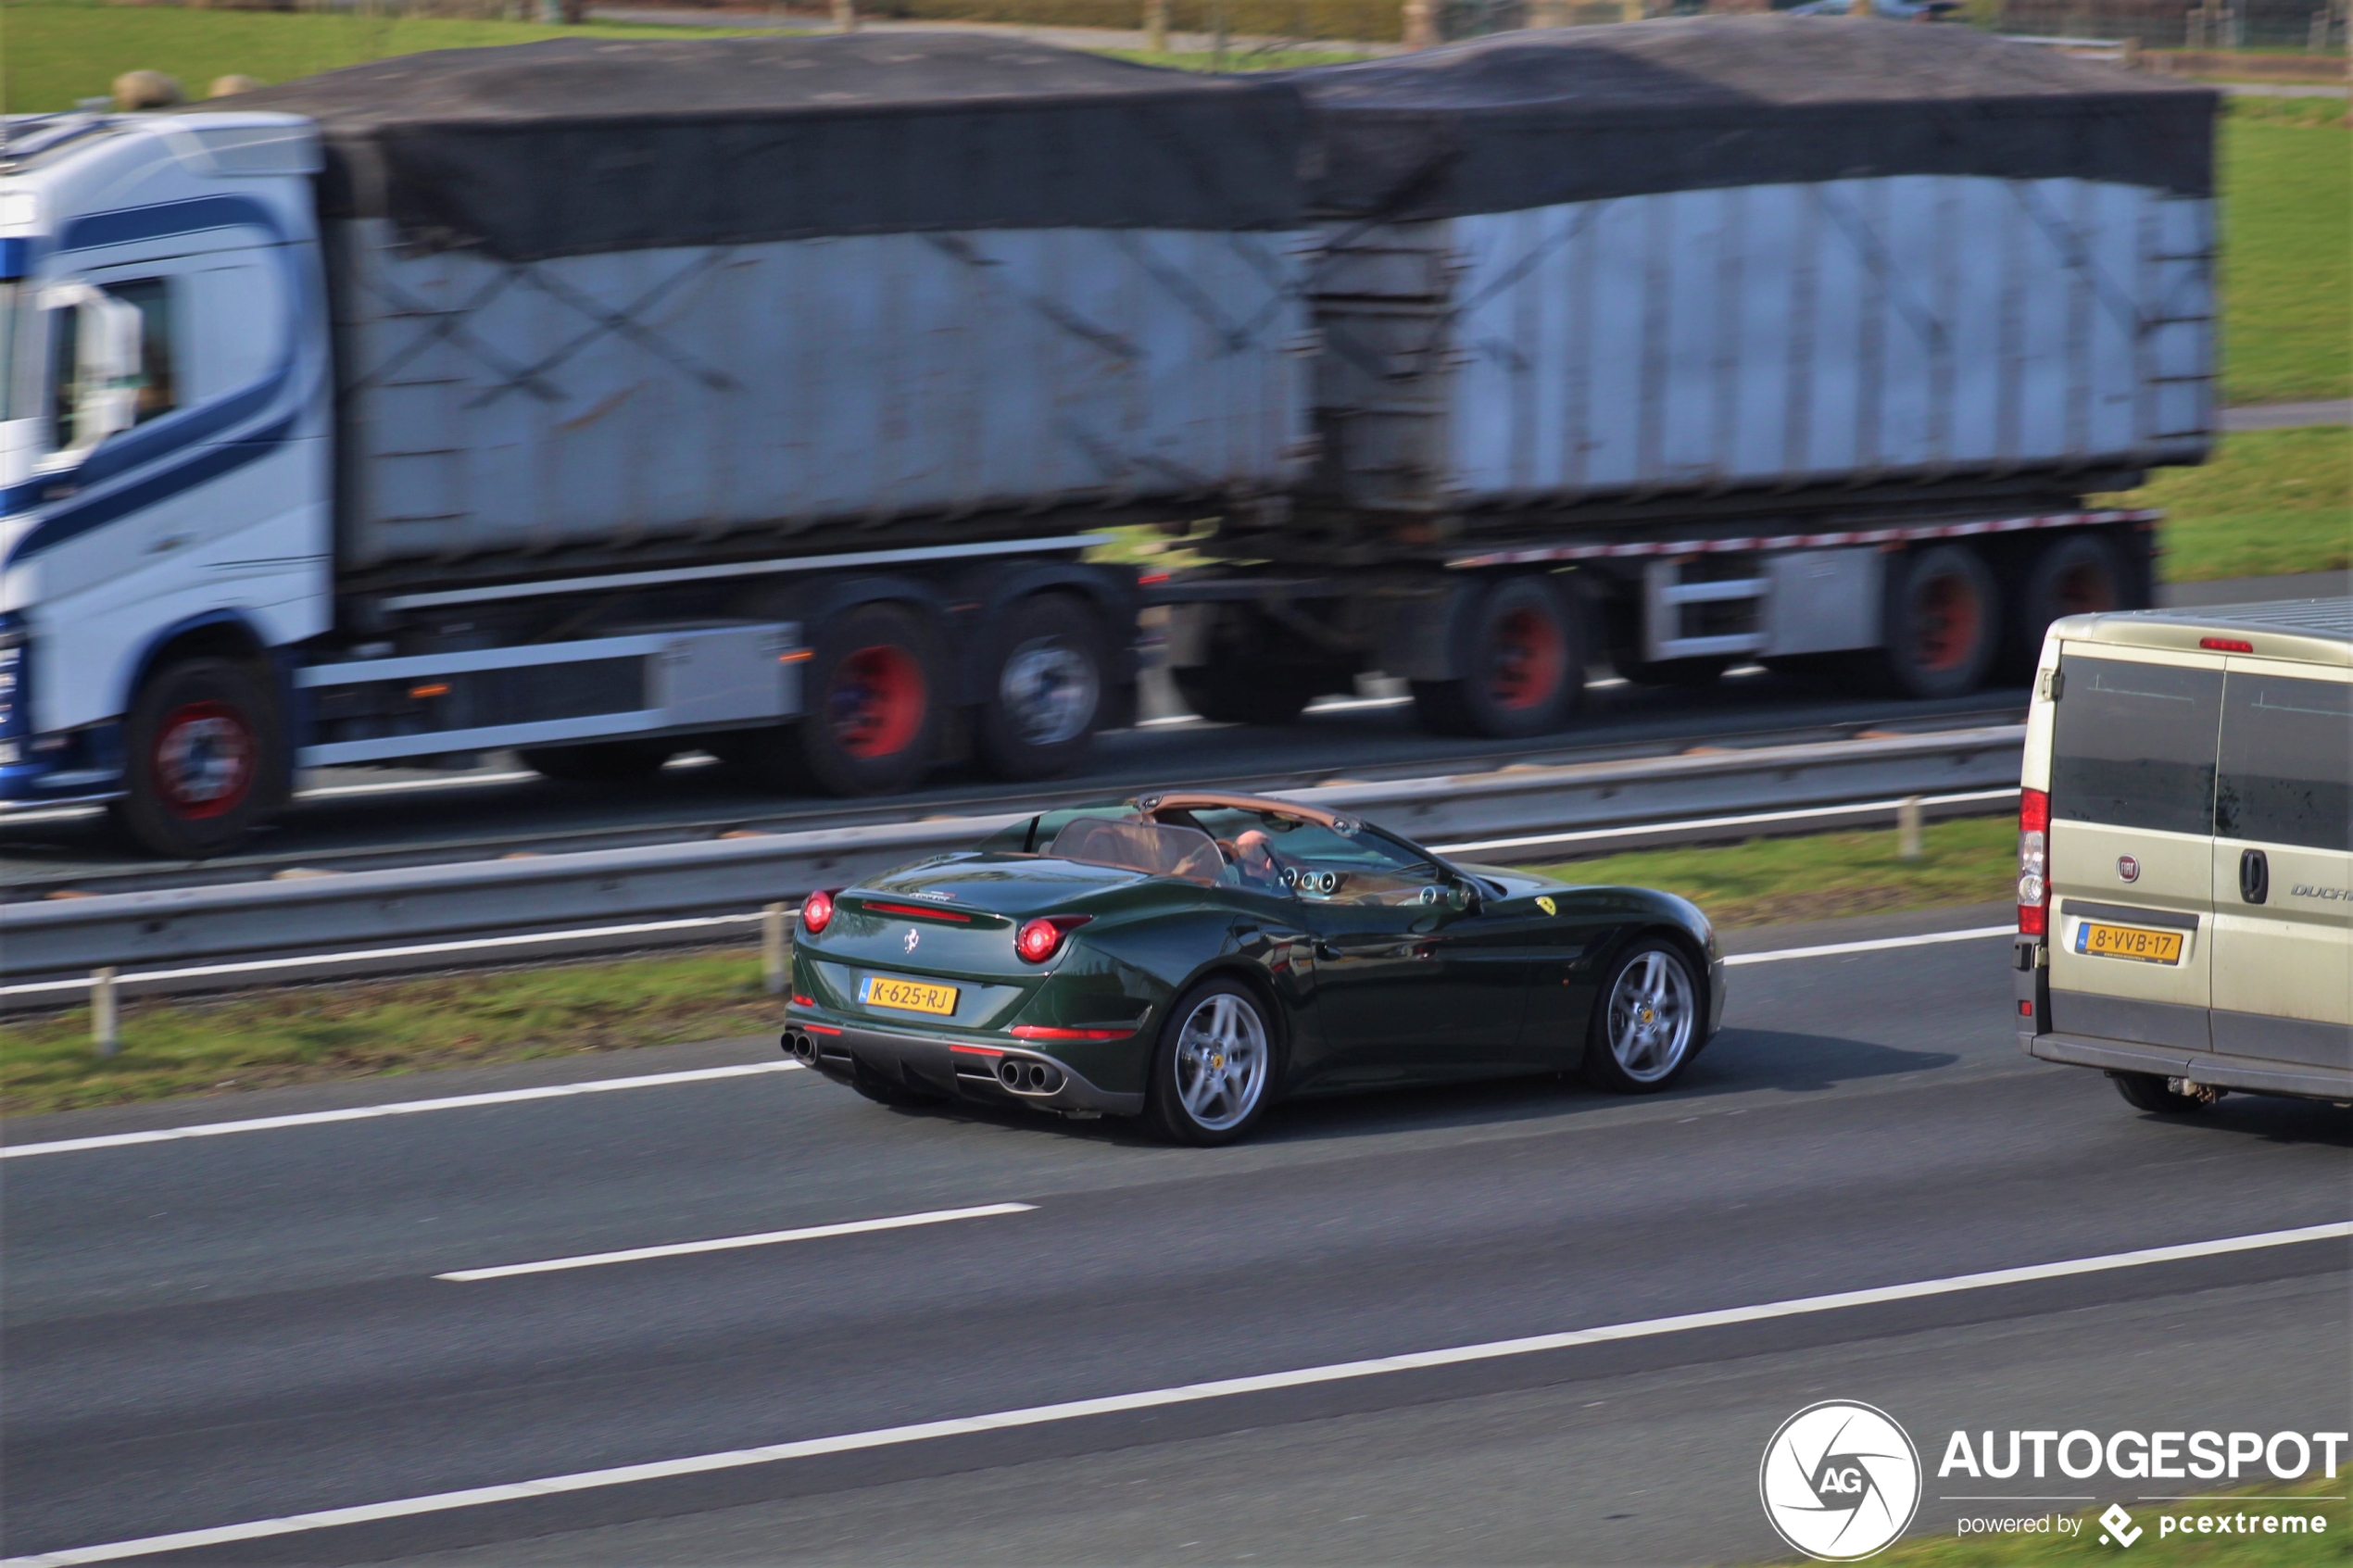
[
  {"xmin": 111, "ymin": 69, "xmax": 185, "ymax": 111},
  {"xmin": 208, "ymin": 74, "xmax": 267, "ymax": 97}
]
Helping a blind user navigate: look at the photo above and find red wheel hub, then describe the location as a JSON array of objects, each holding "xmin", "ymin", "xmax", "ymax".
[
  {"xmin": 1913, "ymin": 572, "xmax": 1984, "ymax": 674},
  {"xmin": 828, "ymin": 645, "xmax": 925, "ymax": 759},
  {"xmin": 1489, "ymin": 607, "xmax": 1565, "ymax": 711},
  {"xmin": 151, "ymin": 700, "xmax": 255, "ymax": 819}
]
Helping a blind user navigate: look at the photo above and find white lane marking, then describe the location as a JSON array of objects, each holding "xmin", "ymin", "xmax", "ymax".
[
  {"xmin": 12, "ymin": 1222, "xmax": 2346, "ymax": 1568},
  {"xmin": 6, "ymin": 923, "xmax": 2013, "ymax": 1160},
  {"xmin": 1435, "ymin": 786, "xmax": 2018, "ymax": 856},
  {"xmin": 438, "ymin": 1204, "xmax": 1037, "ymax": 1282},
  {"xmin": 1, "ymin": 913, "xmax": 768, "ymax": 999},
  {"xmin": 1728, "ymin": 926, "xmax": 2015, "ymax": 966},
  {"xmin": 0, "ymin": 1062, "xmax": 801, "ymax": 1160}
]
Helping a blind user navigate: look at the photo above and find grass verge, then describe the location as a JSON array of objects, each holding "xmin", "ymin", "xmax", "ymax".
[
  {"xmin": 0, "ymin": 948, "xmax": 781, "ymax": 1116},
  {"xmin": 2098, "ymin": 426, "xmax": 2352, "ymax": 583},
  {"xmin": 2219, "ymin": 106, "xmax": 2352, "ymax": 405},
  {"xmin": 1531, "ymin": 815, "xmax": 2015, "ymax": 931},
  {"xmin": 0, "ymin": 0, "xmax": 759, "ymax": 112},
  {"xmin": 1813, "ymin": 1478, "xmax": 2349, "ymax": 1566},
  {"xmin": 2, "ymin": 819, "xmax": 2019, "ymax": 1115}
]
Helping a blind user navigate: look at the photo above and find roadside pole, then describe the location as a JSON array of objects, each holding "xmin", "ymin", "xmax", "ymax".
[
  {"xmin": 91, "ymin": 967, "xmax": 120, "ymax": 1057},
  {"xmin": 763, "ymin": 903, "xmax": 790, "ymax": 996},
  {"xmin": 1898, "ymin": 796, "xmax": 1924, "ymax": 860}
]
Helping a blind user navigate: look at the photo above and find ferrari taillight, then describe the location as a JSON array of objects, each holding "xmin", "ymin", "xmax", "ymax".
[
  {"xmin": 1015, "ymin": 915, "xmax": 1090, "ymax": 964},
  {"xmin": 800, "ymin": 889, "xmax": 837, "ymax": 935},
  {"xmin": 2017, "ymin": 789, "xmax": 2050, "ymax": 936}
]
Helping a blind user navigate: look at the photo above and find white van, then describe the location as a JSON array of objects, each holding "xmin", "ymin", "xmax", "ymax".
[{"xmin": 2016, "ymin": 599, "xmax": 2352, "ymax": 1111}]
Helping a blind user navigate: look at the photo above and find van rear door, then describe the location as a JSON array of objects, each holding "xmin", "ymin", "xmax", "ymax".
[
  {"xmin": 2045, "ymin": 650, "xmax": 2221, "ymax": 1052},
  {"xmin": 2209, "ymin": 663, "xmax": 2353, "ymax": 1072}
]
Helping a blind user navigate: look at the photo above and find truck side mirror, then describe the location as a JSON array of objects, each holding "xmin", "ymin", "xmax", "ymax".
[{"xmin": 41, "ymin": 283, "xmax": 143, "ymax": 456}]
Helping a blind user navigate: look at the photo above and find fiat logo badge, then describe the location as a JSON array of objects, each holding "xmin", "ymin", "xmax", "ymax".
[
  {"xmin": 2117, "ymin": 855, "xmax": 2140, "ymax": 883},
  {"xmin": 902, "ymin": 928, "xmax": 921, "ymax": 953}
]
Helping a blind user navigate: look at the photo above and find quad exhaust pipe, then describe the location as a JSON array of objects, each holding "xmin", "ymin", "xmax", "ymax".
[
  {"xmin": 783, "ymin": 1029, "xmax": 819, "ymax": 1066},
  {"xmin": 998, "ymin": 1058, "xmax": 1064, "ymax": 1096}
]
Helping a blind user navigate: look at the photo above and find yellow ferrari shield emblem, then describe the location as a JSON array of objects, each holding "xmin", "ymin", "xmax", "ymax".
[{"xmin": 1536, "ymin": 897, "xmax": 1557, "ymax": 917}]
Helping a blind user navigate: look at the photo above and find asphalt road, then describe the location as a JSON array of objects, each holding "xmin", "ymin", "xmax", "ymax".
[{"xmin": 5, "ymin": 905, "xmax": 2347, "ymax": 1565}]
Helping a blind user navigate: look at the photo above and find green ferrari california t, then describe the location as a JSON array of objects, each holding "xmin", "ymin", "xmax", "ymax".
[{"xmin": 784, "ymin": 791, "xmax": 1725, "ymax": 1144}]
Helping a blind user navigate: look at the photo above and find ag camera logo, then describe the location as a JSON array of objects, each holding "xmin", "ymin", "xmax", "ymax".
[{"xmin": 1761, "ymin": 1400, "xmax": 1923, "ymax": 1561}]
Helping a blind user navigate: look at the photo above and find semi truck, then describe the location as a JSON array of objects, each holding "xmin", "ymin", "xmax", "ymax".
[{"xmin": 0, "ymin": 19, "xmax": 2213, "ymax": 857}]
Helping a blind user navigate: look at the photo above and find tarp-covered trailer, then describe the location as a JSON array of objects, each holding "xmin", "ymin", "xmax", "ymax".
[
  {"xmin": 236, "ymin": 35, "xmax": 1320, "ymax": 584},
  {"xmin": 1159, "ymin": 20, "xmax": 2218, "ymax": 734}
]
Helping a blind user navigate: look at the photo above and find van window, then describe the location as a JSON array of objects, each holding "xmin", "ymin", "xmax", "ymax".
[
  {"xmin": 2050, "ymin": 656, "xmax": 2222, "ymax": 836},
  {"xmin": 2215, "ymin": 673, "xmax": 2353, "ymax": 852}
]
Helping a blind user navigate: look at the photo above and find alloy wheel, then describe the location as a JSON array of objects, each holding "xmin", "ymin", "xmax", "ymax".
[
  {"xmin": 1174, "ymin": 991, "xmax": 1269, "ymax": 1132},
  {"xmin": 1606, "ymin": 948, "xmax": 1696, "ymax": 1084}
]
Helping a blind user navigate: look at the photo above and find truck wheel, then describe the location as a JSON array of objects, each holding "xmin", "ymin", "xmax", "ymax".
[
  {"xmin": 1413, "ymin": 575, "xmax": 1584, "ymax": 739},
  {"xmin": 2007, "ymin": 533, "xmax": 2123, "ymax": 677},
  {"xmin": 1873, "ymin": 544, "xmax": 1999, "ymax": 700},
  {"xmin": 519, "ymin": 741, "xmax": 675, "ymax": 784},
  {"xmin": 111, "ymin": 659, "xmax": 282, "ymax": 859},
  {"xmin": 978, "ymin": 594, "xmax": 1106, "ymax": 781},
  {"xmin": 1171, "ymin": 663, "xmax": 1316, "ymax": 726},
  {"xmin": 794, "ymin": 602, "xmax": 943, "ymax": 796}
]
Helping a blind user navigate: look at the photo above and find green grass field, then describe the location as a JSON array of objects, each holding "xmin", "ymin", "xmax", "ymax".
[
  {"xmin": 2106, "ymin": 426, "xmax": 2352, "ymax": 583},
  {"xmin": 2218, "ymin": 103, "xmax": 2353, "ymax": 405},
  {"xmin": 1809, "ymin": 1479, "xmax": 2349, "ymax": 1568},
  {"xmin": 0, "ymin": 0, "xmax": 761, "ymax": 111}
]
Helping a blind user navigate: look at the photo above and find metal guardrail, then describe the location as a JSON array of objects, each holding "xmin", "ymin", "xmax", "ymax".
[{"xmin": 1, "ymin": 725, "xmax": 2023, "ymax": 986}]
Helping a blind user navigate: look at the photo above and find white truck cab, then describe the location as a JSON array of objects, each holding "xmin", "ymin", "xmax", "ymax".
[
  {"xmin": 2015, "ymin": 598, "xmax": 2353, "ymax": 1110},
  {"xmin": 0, "ymin": 112, "xmax": 332, "ymax": 842}
]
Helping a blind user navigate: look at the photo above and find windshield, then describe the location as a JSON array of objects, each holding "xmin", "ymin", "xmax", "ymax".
[{"xmin": 1167, "ymin": 806, "xmax": 1452, "ymax": 905}]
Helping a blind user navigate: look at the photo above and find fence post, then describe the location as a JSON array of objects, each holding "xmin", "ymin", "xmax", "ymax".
[
  {"xmin": 1146, "ymin": 0, "xmax": 1169, "ymax": 52},
  {"xmin": 1403, "ymin": 0, "xmax": 1438, "ymax": 47},
  {"xmin": 832, "ymin": 0, "xmax": 856, "ymax": 31},
  {"xmin": 763, "ymin": 902, "xmax": 789, "ymax": 997},
  {"xmin": 91, "ymin": 967, "xmax": 120, "ymax": 1058},
  {"xmin": 1898, "ymin": 797, "xmax": 1924, "ymax": 861}
]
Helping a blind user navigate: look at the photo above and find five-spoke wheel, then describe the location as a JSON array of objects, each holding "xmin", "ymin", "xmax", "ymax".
[
  {"xmin": 1148, "ymin": 979, "xmax": 1276, "ymax": 1145},
  {"xmin": 1584, "ymin": 939, "xmax": 1702, "ymax": 1093}
]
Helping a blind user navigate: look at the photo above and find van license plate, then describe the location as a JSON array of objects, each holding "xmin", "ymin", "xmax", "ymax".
[
  {"xmin": 2075, "ymin": 922, "xmax": 2183, "ymax": 965},
  {"xmin": 860, "ymin": 975, "xmax": 959, "ymax": 1015}
]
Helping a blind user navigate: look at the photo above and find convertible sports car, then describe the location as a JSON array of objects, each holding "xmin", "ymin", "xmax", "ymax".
[{"xmin": 784, "ymin": 792, "xmax": 1725, "ymax": 1144}]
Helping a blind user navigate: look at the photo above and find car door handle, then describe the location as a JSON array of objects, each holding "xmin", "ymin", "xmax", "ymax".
[{"xmin": 2239, "ymin": 847, "xmax": 2269, "ymax": 906}]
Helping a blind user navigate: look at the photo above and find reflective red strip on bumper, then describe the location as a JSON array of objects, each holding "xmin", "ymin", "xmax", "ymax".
[{"xmin": 1009, "ymin": 1025, "xmax": 1137, "ymax": 1042}]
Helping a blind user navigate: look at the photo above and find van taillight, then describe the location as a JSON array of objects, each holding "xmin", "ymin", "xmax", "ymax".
[{"xmin": 2018, "ymin": 788, "xmax": 2050, "ymax": 936}]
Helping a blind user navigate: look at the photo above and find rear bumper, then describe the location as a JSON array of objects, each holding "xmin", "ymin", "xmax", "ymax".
[
  {"xmin": 785, "ymin": 1017, "xmax": 1145, "ymax": 1118},
  {"xmin": 2024, "ymin": 1030, "xmax": 2353, "ymax": 1103}
]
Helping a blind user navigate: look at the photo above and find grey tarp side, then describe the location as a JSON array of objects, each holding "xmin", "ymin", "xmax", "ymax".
[
  {"xmin": 222, "ymin": 33, "xmax": 1309, "ymax": 261},
  {"xmin": 1281, "ymin": 18, "xmax": 2216, "ymax": 220}
]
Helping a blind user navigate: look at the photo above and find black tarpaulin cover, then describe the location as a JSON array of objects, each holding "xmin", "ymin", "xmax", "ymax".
[
  {"xmin": 227, "ymin": 32, "xmax": 1310, "ymax": 260},
  {"xmin": 1282, "ymin": 17, "xmax": 2216, "ymax": 220}
]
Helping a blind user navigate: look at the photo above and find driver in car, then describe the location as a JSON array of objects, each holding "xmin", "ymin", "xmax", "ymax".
[{"xmin": 1230, "ymin": 828, "xmax": 1288, "ymax": 890}]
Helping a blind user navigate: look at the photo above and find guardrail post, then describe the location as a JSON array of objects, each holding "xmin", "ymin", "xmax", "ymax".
[
  {"xmin": 1898, "ymin": 796, "xmax": 1923, "ymax": 861},
  {"xmin": 763, "ymin": 902, "xmax": 789, "ymax": 996},
  {"xmin": 91, "ymin": 967, "xmax": 120, "ymax": 1058}
]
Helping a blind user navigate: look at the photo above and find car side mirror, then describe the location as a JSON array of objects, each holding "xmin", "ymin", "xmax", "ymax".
[{"xmin": 1453, "ymin": 879, "xmax": 1481, "ymax": 915}]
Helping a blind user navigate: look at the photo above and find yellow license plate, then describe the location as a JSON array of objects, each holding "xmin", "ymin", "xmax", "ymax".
[
  {"xmin": 2075, "ymin": 922, "xmax": 2184, "ymax": 965},
  {"xmin": 859, "ymin": 975, "xmax": 959, "ymax": 1015}
]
